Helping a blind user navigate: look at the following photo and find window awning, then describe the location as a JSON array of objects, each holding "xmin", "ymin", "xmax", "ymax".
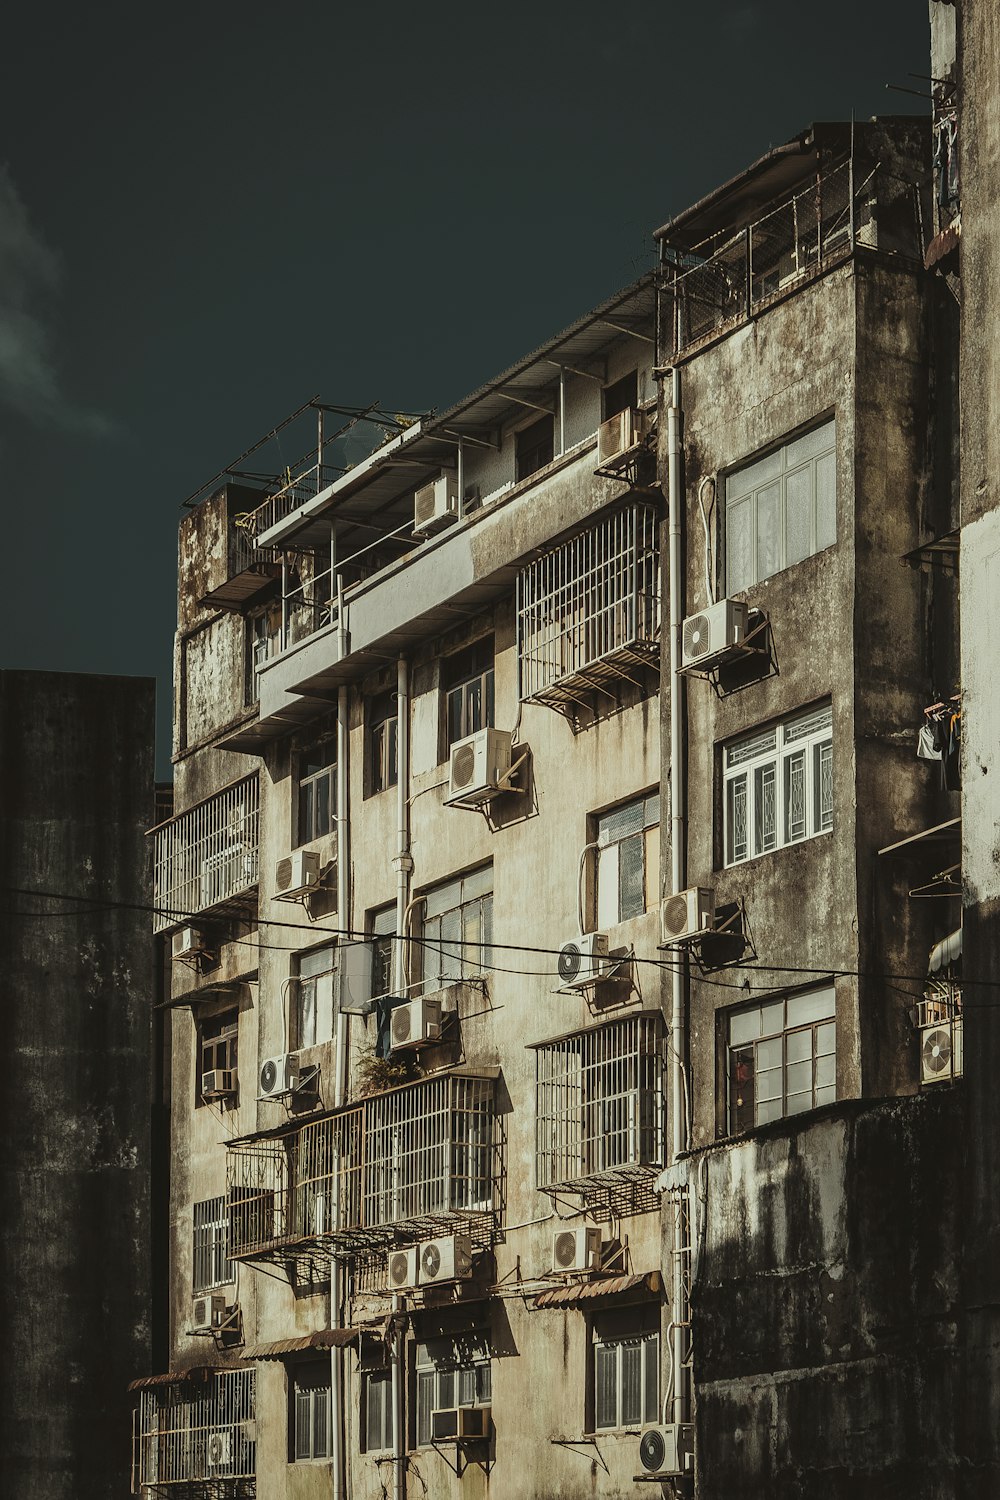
[
  {"xmin": 929, "ymin": 928, "xmax": 962, "ymax": 973},
  {"xmin": 128, "ymin": 1365, "xmax": 215, "ymax": 1391},
  {"xmin": 533, "ymin": 1270, "xmax": 661, "ymax": 1310},
  {"xmin": 242, "ymin": 1326, "xmax": 379, "ymax": 1361}
]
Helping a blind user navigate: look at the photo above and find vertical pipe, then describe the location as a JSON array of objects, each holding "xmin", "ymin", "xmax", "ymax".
[
  {"xmin": 558, "ymin": 368, "xmax": 566, "ymax": 455},
  {"xmin": 394, "ymin": 658, "xmax": 411, "ymax": 996},
  {"xmin": 317, "ymin": 407, "xmax": 325, "ymax": 494},
  {"xmin": 457, "ymin": 438, "xmax": 465, "ymax": 519},
  {"xmin": 330, "ymin": 682, "xmax": 350, "ymax": 1500},
  {"xmin": 391, "ymin": 1299, "xmax": 405, "ymax": 1500}
]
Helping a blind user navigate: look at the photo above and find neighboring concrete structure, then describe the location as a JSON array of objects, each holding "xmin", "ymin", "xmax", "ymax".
[{"xmin": 0, "ymin": 670, "xmax": 157, "ymax": 1499}]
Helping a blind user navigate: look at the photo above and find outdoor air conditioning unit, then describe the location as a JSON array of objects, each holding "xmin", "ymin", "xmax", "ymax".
[
  {"xmin": 274, "ymin": 849, "xmax": 322, "ymax": 900},
  {"xmin": 201, "ymin": 1068, "xmax": 237, "ymax": 1100},
  {"xmin": 638, "ymin": 1422, "xmax": 694, "ymax": 1477},
  {"xmin": 389, "ymin": 998, "xmax": 443, "ymax": 1055},
  {"xmin": 552, "ymin": 1225, "xmax": 601, "ymax": 1274},
  {"xmin": 414, "ymin": 475, "xmax": 459, "ymax": 536},
  {"xmin": 431, "ymin": 1406, "xmax": 491, "ymax": 1441},
  {"xmin": 172, "ymin": 925, "xmax": 209, "ymax": 960},
  {"xmin": 445, "ymin": 728, "xmax": 513, "ymax": 806},
  {"xmin": 386, "ymin": 1246, "xmax": 419, "ymax": 1291},
  {"xmin": 419, "ymin": 1232, "xmax": 473, "ymax": 1286},
  {"xmin": 920, "ymin": 1016, "xmax": 964, "ymax": 1084},
  {"xmin": 681, "ymin": 598, "xmax": 749, "ymax": 670},
  {"xmin": 191, "ymin": 1293, "xmax": 227, "ymax": 1334},
  {"xmin": 259, "ymin": 1052, "xmax": 300, "ymax": 1099},
  {"xmin": 206, "ymin": 1430, "xmax": 232, "ymax": 1468},
  {"xmin": 660, "ymin": 888, "xmax": 716, "ymax": 946},
  {"xmin": 557, "ymin": 932, "xmax": 610, "ymax": 991},
  {"xmin": 597, "ymin": 408, "xmax": 648, "ymax": 467}
]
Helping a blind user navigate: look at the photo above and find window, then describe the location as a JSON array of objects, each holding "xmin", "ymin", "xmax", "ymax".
[
  {"xmin": 592, "ymin": 1306, "xmax": 659, "ymax": 1431},
  {"xmin": 723, "ymin": 703, "xmax": 832, "ymax": 866},
  {"xmin": 515, "ymin": 414, "xmax": 554, "ymax": 482},
  {"xmin": 443, "ymin": 639, "xmax": 494, "ymax": 749},
  {"xmin": 414, "ymin": 1338, "xmax": 491, "ymax": 1448},
  {"xmin": 419, "ymin": 866, "xmax": 493, "ymax": 992},
  {"xmin": 244, "ymin": 607, "xmax": 280, "ymax": 706},
  {"xmin": 370, "ymin": 905, "xmax": 397, "ymax": 999},
  {"xmin": 192, "ymin": 1196, "xmax": 231, "ymax": 1291},
  {"xmin": 297, "ymin": 738, "xmax": 337, "ymax": 847},
  {"xmin": 291, "ymin": 1365, "xmax": 331, "ymax": 1461},
  {"xmin": 197, "ymin": 1010, "xmax": 238, "ymax": 1107},
  {"xmin": 602, "ymin": 369, "xmax": 638, "ymax": 422},
  {"xmin": 368, "ymin": 691, "xmax": 398, "ymax": 796},
  {"xmin": 293, "ymin": 943, "xmax": 337, "ymax": 1049},
  {"xmin": 363, "ymin": 1371, "xmax": 394, "ymax": 1455},
  {"xmin": 595, "ymin": 792, "xmax": 660, "ymax": 927},
  {"xmin": 725, "ymin": 419, "xmax": 836, "ymax": 594},
  {"xmin": 727, "ymin": 985, "xmax": 837, "ymax": 1130}
]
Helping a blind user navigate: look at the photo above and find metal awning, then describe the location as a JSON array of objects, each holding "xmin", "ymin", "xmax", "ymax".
[
  {"xmin": 929, "ymin": 928, "xmax": 962, "ymax": 973},
  {"xmin": 128, "ymin": 1365, "xmax": 215, "ymax": 1391},
  {"xmin": 878, "ymin": 818, "xmax": 961, "ymax": 856},
  {"xmin": 533, "ymin": 1270, "xmax": 661, "ymax": 1309},
  {"xmin": 901, "ymin": 529, "xmax": 959, "ymax": 575},
  {"xmin": 243, "ymin": 1327, "xmax": 377, "ymax": 1361}
]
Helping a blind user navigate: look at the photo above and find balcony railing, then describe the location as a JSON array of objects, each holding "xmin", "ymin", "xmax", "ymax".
[
  {"xmin": 150, "ymin": 774, "xmax": 260, "ymax": 934},
  {"xmin": 227, "ymin": 1072, "xmax": 500, "ymax": 1263},
  {"xmin": 133, "ymin": 1368, "xmax": 255, "ymax": 1494},
  {"xmin": 534, "ymin": 1013, "xmax": 666, "ymax": 1203},
  {"xmin": 517, "ymin": 503, "xmax": 660, "ymax": 722}
]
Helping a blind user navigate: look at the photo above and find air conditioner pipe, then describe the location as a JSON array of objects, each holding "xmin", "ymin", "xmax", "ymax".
[
  {"xmin": 666, "ymin": 366, "xmax": 691, "ymax": 1429},
  {"xmin": 330, "ymin": 682, "xmax": 350, "ymax": 1500}
]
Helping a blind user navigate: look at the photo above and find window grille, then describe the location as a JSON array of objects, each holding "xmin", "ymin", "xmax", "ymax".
[
  {"xmin": 192, "ymin": 1196, "xmax": 231, "ymax": 1292},
  {"xmin": 593, "ymin": 1319, "xmax": 659, "ymax": 1431},
  {"xmin": 150, "ymin": 773, "xmax": 259, "ymax": 933},
  {"xmin": 292, "ymin": 1366, "xmax": 332, "ymax": 1461},
  {"xmin": 535, "ymin": 1015, "xmax": 665, "ymax": 1194},
  {"xmin": 517, "ymin": 504, "xmax": 660, "ymax": 716},
  {"xmin": 364, "ymin": 1371, "xmax": 394, "ymax": 1454},
  {"xmin": 135, "ymin": 1368, "xmax": 256, "ymax": 1488},
  {"xmin": 723, "ymin": 703, "xmax": 833, "ymax": 866},
  {"xmin": 414, "ymin": 1337, "xmax": 492, "ymax": 1449}
]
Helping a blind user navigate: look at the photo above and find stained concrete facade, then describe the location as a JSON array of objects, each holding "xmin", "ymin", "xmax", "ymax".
[{"xmin": 0, "ymin": 670, "xmax": 156, "ymax": 1498}]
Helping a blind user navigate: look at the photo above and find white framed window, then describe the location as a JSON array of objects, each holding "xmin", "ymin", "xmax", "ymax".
[
  {"xmin": 414, "ymin": 1338, "xmax": 491, "ymax": 1448},
  {"xmin": 723, "ymin": 703, "xmax": 833, "ymax": 866},
  {"xmin": 296, "ymin": 738, "xmax": 337, "ymax": 847},
  {"xmin": 363, "ymin": 1371, "xmax": 394, "ymax": 1454},
  {"xmin": 293, "ymin": 942, "xmax": 337, "ymax": 1049},
  {"xmin": 420, "ymin": 865, "xmax": 493, "ymax": 992},
  {"xmin": 369, "ymin": 905, "xmax": 397, "ymax": 999},
  {"xmin": 595, "ymin": 792, "xmax": 660, "ymax": 927},
  {"xmin": 192, "ymin": 1196, "xmax": 230, "ymax": 1292},
  {"xmin": 592, "ymin": 1307, "xmax": 659, "ymax": 1431},
  {"xmin": 727, "ymin": 985, "xmax": 837, "ymax": 1131},
  {"xmin": 725, "ymin": 419, "xmax": 836, "ymax": 594},
  {"xmin": 292, "ymin": 1365, "xmax": 332, "ymax": 1461}
]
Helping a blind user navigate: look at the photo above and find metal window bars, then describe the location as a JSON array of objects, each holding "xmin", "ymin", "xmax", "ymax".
[
  {"xmin": 150, "ymin": 774, "xmax": 259, "ymax": 934},
  {"xmin": 134, "ymin": 1368, "xmax": 256, "ymax": 1494},
  {"xmin": 517, "ymin": 503, "xmax": 660, "ymax": 723}
]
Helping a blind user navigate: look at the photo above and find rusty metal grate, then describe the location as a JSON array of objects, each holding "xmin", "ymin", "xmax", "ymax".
[
  {"xmin": 150, "ymin": 775, "xmax": 259, "ymax": 934},
  {"xmin": 134, "ymin": 1369, "xmax": 256, "ymax": 1493}
]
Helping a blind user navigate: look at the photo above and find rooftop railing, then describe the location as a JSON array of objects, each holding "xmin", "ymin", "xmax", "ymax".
[{"xmin": 150, "ymin": 774, "xmax": 260, "ymax": 934}]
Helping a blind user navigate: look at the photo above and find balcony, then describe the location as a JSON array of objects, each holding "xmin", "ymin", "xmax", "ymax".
[
  {"xmin": 226, "ymin": 1071, "xmax": 501, "ymax": 1269},
  {"xmin": 533, "ymin": 1013, "xmax": 665, "ymax": 1217},
  {"xmin": 517, "ymin": 501, "xmax": 660, "ymax": 725},
  {"xmin": 132, "ymin": 1367, "xmax": 256, "ymax": 1497},
  {"xmin": 150, "ymin": 774, "xmax": 259, "ymax": 934}
]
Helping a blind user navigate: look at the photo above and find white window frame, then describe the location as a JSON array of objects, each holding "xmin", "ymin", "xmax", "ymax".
[
  {"xmin": 592, "ymin": 1324, "xmax": 659, "ymax": 1432},
  {"xmin": 293, "ymin": 942, "xmax": 337, "ymax": 1050},
  {"xmin": 725, "ymin": 418, "xmax": 837, "ymax": 594},
  {"xmin": 292, "ymin": 1365, "xmax": 332, "ymax": 1461},
  {"xmin": 414, "ymin": 1339, "xmax": 491, "ymax": 1449},
  {"xmin": 595, "ymin": 792, "xmax": 660, "ymax": 927},
  {"xmin": 726, "ymin": 985, "xmax": 837, "ymax": 1131},
  {"xmin": 419, "ymin": 866, "xmax": 493, "ymax": 992},
  {"xmin": 723, "ymin": 703, "xmax": 833, "ymax": 867},
  {"xmin": 363, "ymin": 1370, "xmax": 394, "ymax": 1455},
  {"xmin": 192, "ymin": 1195, "xmax": 231, "ymax": 1292}
]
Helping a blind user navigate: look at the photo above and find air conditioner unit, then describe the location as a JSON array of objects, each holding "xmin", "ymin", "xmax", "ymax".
[
  {"xmin": 419, "ymin": 1232, "xmax": 473, "ymax": 1286},
  {"xmin": 431, "ymin": 1406, "xmax": 491, "ymax": 1441},
  {"xmin": 274, "ymin": 848, "xmax": 322, "ymax": 900},
  {"xmin": 206, "ymin": 1430, "xmax": 232, "ymax": 1468},
  {"xmin": 172, "ymin": 926, "xmax": 208, "ymax": 960},
  {"xmin": 388, "ymin": 998, "xmax": 443, "ymax": 1055},
  {"xmin": 386, "ymin": 1246, "xmax": 419, "ymax": 1291},
  {"xmin": 920, "ymin": 1016, "xmax": 964, "ymax": 1084},
  {"xmin": 414, "ymin": 475, "xmax": 459, "ymax": 536},
  {"xmin": 638, "ymin": 1422, "xmax": 694, "ymax": 1477},
  {"xmin": 597, "ymin": 408, "xmax": 648, "ymax": 467},
  {"xmin": 201, "ymin": 1068, "xmax": 237, "ymax": 1100},
  {"xmin": 191, "ymin": 1293, "xmax": 227, "ymax": 1334},
  {"xmin": 552, "ymin": 1225, "xmax": 601, "ymax": 1274},
  {"xmin": 557, "ymin": 932, "xmax": 610, "ymax": 991},
  {"xmin": 445, "ymin": 728, "xmax": 513, "ymax": 806},
  {"xmin": 259, "ymin": 1052, "xmax": 300, "ymax": 1099},
  {"xmin": 660, "ymin": 888, "xmax": 716, "ymax": 946},
  {"xmin": 680, "ymin": 598, "xmax": 749, "ymax": 670}
]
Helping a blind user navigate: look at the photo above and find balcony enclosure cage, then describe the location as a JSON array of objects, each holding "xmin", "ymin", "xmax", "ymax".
[
  {"xmin": 534, "ymin": 1013, "xmax": 666, "ymax": 1218},
  {"xmin": 517, "ymin": 503, "xmax": 660, "ymax": 725},
  {"xmin": 226, "ymin": 1072, "xmax": 500, "ymax": 1271},
  {"xmin": 133, "ymin": 1368, "xmax": 255, "ymax": 1497},
  {"xmin": 150, "ymin": 774, "xmax": 259, "ymax": 934}
]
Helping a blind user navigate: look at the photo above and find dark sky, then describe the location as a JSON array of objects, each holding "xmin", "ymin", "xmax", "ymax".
[{"xmin": 1, "ymin": 2, "xmax": 930, "ymax": 776}]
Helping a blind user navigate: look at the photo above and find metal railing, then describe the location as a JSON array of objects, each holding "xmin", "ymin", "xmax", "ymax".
[
  {"xmin": 517, "ymin": 503, "xmax": 660, "ymax": 710},
  {"xmin": 535, "ymin": 1014, "xmax": 666, "ymax": 1194},
  {"xmin": 150, "ymin": 774, "xmax": 260, "ymax": 934},
  {"xmin": 134, "ymin": 1369, "xmax": 256, "ymax": 1491}
]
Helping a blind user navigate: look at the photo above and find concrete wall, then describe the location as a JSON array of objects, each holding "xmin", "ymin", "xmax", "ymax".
[{"xmin": 0, "ymin": 669, "xmax": 156, "ymax": 1499}]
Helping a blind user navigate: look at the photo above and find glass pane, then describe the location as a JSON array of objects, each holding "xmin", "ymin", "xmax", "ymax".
[
  {"xmin": 599, "ymin": 799, "xmax": 646, "ymax": 845},
  {"xmin": 784, "ymin": 702, "xmax": 832, "ymax": 741},
  {"xmin": 787, "ymin": 988, "xmax": 836, "ymax": 1028},
  {"xmin": 727, "ymin": 726, "xmax": 778, "ymax": 766},
  {"xmin": 786, "ymin": 1058, "xmax": 814, "ymax": 1095},
  {"xmin": 730, "ymin": 1044, "xmax": 755, "ymax": 1132},
  {"xmin": 316, "ymin": 775, "xmax": 330, "ymax": 836},
  {"xmin": 760, "ymin": 1000, "xmax": 785, "ymax": 1036},
  {"xmin": 297, "ymin": 979, "xmax": 317, "ymax": 1049},
  {"xmin": 295, "ymin": 1389, "xmax": 311, "ymax": 1460},
  {"xmin": 597, "ymin": 843, "xmax": 620, "ymax": 927},
  {"xmin": 298, "ymin": 783, "xmax": 313, "ymax": 845},
  {"xmin": 755, "ymin": 481, "xmax": 781, "ymax": 582},
  {"xmin": 447, "ymin": 686, "xmax": 463, "ymax": 747},
  {"xmin": 462, "ymin": 863, "xmax": 493, "ymax": 903},
  {"xmin": 416, "ymin": 1372, "xmax": 434, "ymax": 1447},
  {"xmin": 300, "ymin": 943, "xmax": 336, "ymax": 979},
  {"xmin": 621, "ymin": 1342, "xmax": 642, "ymax": 1426},
  {"xmin": 485, "ymin": 669, "xmax": 495, "ymax": 729},
  {"xmin": 786, "ymin": 1027, "xmax": 812, "ymax": 1063},
  {"xmin": 595, "ymin": 1344, "xmax": 617, "ymax": 1429},
  {"xmin": 816, "ymin": 740, "xmax": 834, "ymax": 831},
  {"xmin": 726, "ymin": 497, "xmax": 753, "ymax": 593},
  {"xmin": 785, "ymin": 463, "xmax": 813, "ymax": 566},
  {"xmin": 815, "ymin": 1082, "xmax": 836, "ymax": 1108},
  {"xmin": 815, "ymin": 1053, "xmax": 836, "ymax": 1089},
  {"xmin": 727, "ymin": 775, "xmax": 748, "ymax": 865},
  {"xmin": 643, "ymin": 1336, "xmax": 659, "ymax": 1422},
  {"xmin": 619, "ymin": 832, "xmax": 645, "ymax": 920},
  {"xmin": 466, "ymin": 678, "xmax": 483, "ymax": 736},
  {"xmin": 815, "ymin": 1020, "xmax": 837, "ymax": 1055},
  {"xmin": 754, "ymin": 762, "xmax": 776, "ymax": 854},
  {"xmin": 786, "ymin": 1090, "xmax": 812, "ymax": 1115},
  {"xmin": 437, "ymin": 1369, "xmax": 455, "ymax": 1411},
  {"xmin": 457, "ymin": 1368, "xmax": 476, "ymax": 1406},
  {"xmin": 757, "ymin": 1037, "xmax": 782, "ymax": 1072},
  {"xmin": 424, "ymin": 877, "xmax": 463, "ymax": 921},
  {"xmin": 758, "ymin": 1097, "xmax": 782, "ymax": 1125},
  {"xmin": 729, "ymin": 446, "xmax": 782, "ymax": 502},
  {"xmin": 313, "ymin": 1386, "xmax": 329, "ymax": 1457},
  {"xmin": 815, "ymin": 450, "xmax": 837, "ymax": 550},
  {"xmin": 785, "ymin": 749, "xmax": 806, "ymax": 841},
  {"xmin": 729, "ymin": 1007, "xmax": 760, "ymax": 1047},
  {"xmin": 787, "ymin": 419, "xmax": 835, "ymax": 465}
]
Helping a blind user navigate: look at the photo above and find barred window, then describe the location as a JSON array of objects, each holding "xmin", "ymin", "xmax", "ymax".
[
  {"xmin": 369, "ymin": 905, "xmax": 397, "ymax": 999},
  {"xmin": 727, "ymin": 986, "xmax": 837, "ymax": 1131},
  {"xmin": 292, "ymin": 1364, "xmax": 332, "ymax": 1461},
  {"xmin": 596, "ymin": 792, "xmax": 660, "ymax": 926},
  {"xmin": 414, "ymin": 1337, "xmax": 491, "ymax": 1448},
  {"xmin": 363, "ymin": 1371, "xmax": 394, "ymax": 1455},
  {"xmin": 192, "ymin": 1196, "xmax": 231, "ymax": 1292},
  {"xmin": 420, "ymin": 865, "xmax": 493, "ymax": 991},
  {"xmin": 592, "ymin": 1306, "xmax": 659, "ymax": 1431},
  {"xmin": 725, "ymin": 419, "xmax": 836, "ymax": 594},
  {"xmin": 723, "ymin": 703, "xmax": 833, "ymax": 866}
]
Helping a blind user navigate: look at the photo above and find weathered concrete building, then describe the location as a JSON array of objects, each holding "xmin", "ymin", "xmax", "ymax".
[{"xmin": 0, "ymin": 670, "xmax": 157, "ymax": 1499}]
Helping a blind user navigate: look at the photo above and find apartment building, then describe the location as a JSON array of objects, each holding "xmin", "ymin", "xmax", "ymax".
[{"xmin": 133, "ymin": 114, "xmax": 958, "ymax": 1498}]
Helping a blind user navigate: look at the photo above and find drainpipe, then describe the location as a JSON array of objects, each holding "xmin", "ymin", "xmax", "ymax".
[
  {"xmin": 394, "ymin": 658, "xmax": 412, "ymax": 996},
  {"xmin": 390, "ymin": 1295, "xmax": 406, "ymax": 1500},
  {"xmin": 666, "ymin": 367, "xmax": 690, "ymax": 1428},
  {"xmin": 330, "ymin": 682, "xmax": 350, "ymax": 1500}
]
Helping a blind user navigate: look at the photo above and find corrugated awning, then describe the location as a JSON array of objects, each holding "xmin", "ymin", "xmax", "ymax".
[
  {"xmin": 128, "ymin": 1365, "xmax": 215, "ymax": 1391},
  {"xmin": 533, "ymin": 1270, "xmax": 661, "ymax": 1309},
  {"xmin": 925, "ymin": 222, "xmax": 961, "ymax": 270},
  {"xmin": 243, "ymin": 1326, "xmax": 378, "ymax": 1361},
  {"xmin": 929, "ymin": 927, "xmax": 962, "ymax": 973}
]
